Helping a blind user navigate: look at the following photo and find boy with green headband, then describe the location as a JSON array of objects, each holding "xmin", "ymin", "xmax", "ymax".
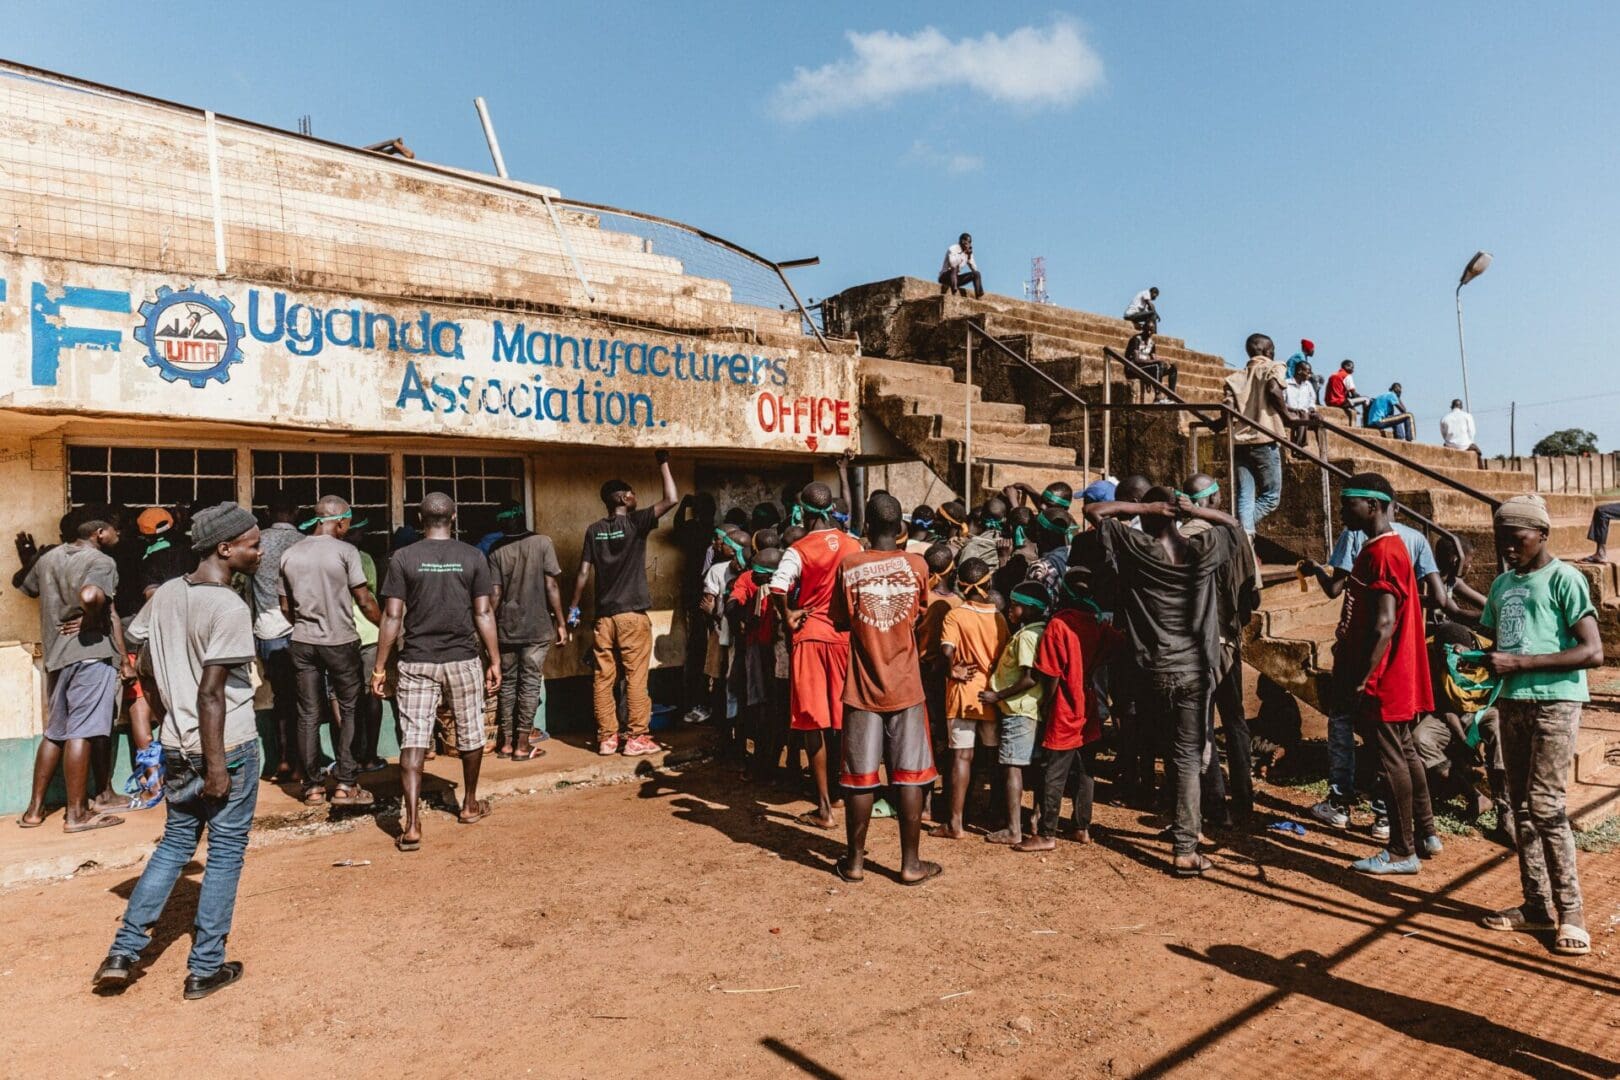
[
  {"xmin": 1332, "ymin": 474, "xmax": 1437, "ymax": 876},
  {"xmin": 729, "ymin": 547, "xmax": 785, "ymax": 781},
  {"xmin": 1478, "ymin": 494, "xmax": 1602, "ymax": 956},
  {"xmin": 958, "ymin": 496, "xmax": 1010, "ymax": 570},
  {"xmin": 699, "ymin": 526, "xmax": 750, "ymax": 751},
  {"xmin": 981, "ymin": 579, "xmax": 1051, "ymax": 846},
  {"xmin": 933, "ymin": 557, "xmax": 1008, "ymax": 839}
]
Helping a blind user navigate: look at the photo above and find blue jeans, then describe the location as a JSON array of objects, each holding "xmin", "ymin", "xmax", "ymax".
[
  {"xmin": 1327, "ymin": 710, "xmax": 1356, "ymax": 803},
  {"xmin": 110, "ymin": 741, "xmax": 259, "ymax": 976},
  {"xmin": 1234, "ymin": 443, "xmax": 1282, "ymax": 534}
]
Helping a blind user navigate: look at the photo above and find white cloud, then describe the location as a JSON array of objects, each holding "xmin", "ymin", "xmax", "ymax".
[
  {"xmin": 906, "ymin": 140, "xmax": 984, "ymax": 174},
  {"xmin": 773, "ymin": 19, "xmax": 1104, "ymax": 122}
]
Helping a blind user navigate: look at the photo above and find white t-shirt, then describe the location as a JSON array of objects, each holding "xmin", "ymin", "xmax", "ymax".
[
  {"xmin": 1440, "ymin": 408, "xmax": 1476, "ymax": 449},
  {"xmin": 1284, "ymin": 380, "xmax": 1318, "ymax": 413},
  {"xmin": 702, "ymin": 560, "xmax": 739, "ymax": 647},
  {"xmin": 1125, "ymin": 289, "xmax": 1155, "ymax": 317},
  {"xmin": 941, "ymin": 244, "xmax": 977, "ymax": 274}
]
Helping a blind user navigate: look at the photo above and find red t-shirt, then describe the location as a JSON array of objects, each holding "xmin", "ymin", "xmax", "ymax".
[
  {"xmin": 1331, "ymin": 530, "xmax": 1433, "ymax": 722},
  {"xmin": 1033, "ymin": 607, "xmax": 1123, "ymax": 750},
  {"xmin": 771, "ymin": 529, "xmax": 861, "ymax": 645},
  {"xmin": 829, "ymin": 548, "xmax": 929, "ymax": 712},
  {"xmin": 729, "ymin": 571, "xmax": 775, "ymax": 646},
  {"xmin": 1324, "ymin": 370, "xmax": 1351, "ymax": 406}
]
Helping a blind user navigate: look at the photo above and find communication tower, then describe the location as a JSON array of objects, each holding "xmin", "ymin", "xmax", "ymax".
[{"xmin": 1024, "ymin": 256, "xmax": 1050, "ymax": 305}]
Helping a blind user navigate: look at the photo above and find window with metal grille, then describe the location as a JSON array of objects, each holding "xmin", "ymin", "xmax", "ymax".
[
  {"xmin": 403, "ymin": 454, "xmax": 525, "ymax": 541},
  {"xmin": 67, "ymin": 445, "xmax": 237, "ymax": 511},
  {"xmin": 251, "ymin": 451, "xmax": 390, "ymax": 528}
]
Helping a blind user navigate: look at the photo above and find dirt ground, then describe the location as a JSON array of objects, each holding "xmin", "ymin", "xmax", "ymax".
[{"xmin": 1, "ymin": 755, "xmax": 1617, "ymax": 1079}]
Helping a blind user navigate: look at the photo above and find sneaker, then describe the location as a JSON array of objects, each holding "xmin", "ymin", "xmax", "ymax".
[
  {"xmin": 1308, "ymin": 801, "xmax": 1349, "ymax": 829},
  {"xmin": 1370, "ymin": 817, "xmax": 1391, "ymax": 842},
  {"xmin": 1350, "ymin": 849, "xmax": 1420, "ymax": 875},
  {"xmin": 1418, "ymin": 834, "xmax": 1444, "ymax": 858},
  {"xmin": 683, "ymin": 706, "xmax": 712, "ymax": 725},
  {"xmin": 598, "ymin": 735, "xmax": 620, "ymax": 756},
  {"xmin": 622, "ymin": 734, "xmax": 661, "ymax": 757}
]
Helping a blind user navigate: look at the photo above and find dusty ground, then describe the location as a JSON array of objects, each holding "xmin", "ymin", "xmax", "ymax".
[{"xmin": 1, "ymin": 755, "xmax": 1617, "ymax": 1079}]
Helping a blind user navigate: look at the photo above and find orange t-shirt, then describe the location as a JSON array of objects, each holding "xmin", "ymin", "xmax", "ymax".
[
  {"xmin": 830, "ymin": 549, "xmax": 929, "ymax": 712},
  {"xmin": 916, "ymin": 590, "xmax": 962, "ymax": 662},
  {"xmin": 939, "ymin": 600, "xmax": 1010, "ymax": 721}
]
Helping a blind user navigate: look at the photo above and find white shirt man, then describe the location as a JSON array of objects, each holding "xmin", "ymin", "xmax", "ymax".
[
  {"xmin": 1285, "ymin": 375, "xmax": 1319, "ymax": 415},
  {"xmin": 1440, "ymin": 400, "xmax": 1477, "ymax": 450}
]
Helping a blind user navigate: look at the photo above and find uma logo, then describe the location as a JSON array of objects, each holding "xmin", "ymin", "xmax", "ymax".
[{"xmin": 132, "ymin": 286, "xmax": 245, "ymax": 387}]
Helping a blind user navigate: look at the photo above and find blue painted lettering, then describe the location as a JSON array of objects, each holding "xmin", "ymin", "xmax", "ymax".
[{"xmin": 31, "ymin": 283, "xmax": 128, "ymax": 386}]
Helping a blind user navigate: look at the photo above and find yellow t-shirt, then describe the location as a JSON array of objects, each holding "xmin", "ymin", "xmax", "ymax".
[{"xmin": 992, "ymin": 621, "xmax": 1046, "ymax": 718}]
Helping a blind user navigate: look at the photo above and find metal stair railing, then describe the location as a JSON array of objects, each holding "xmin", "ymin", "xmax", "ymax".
[{"xmin": 957, "ymin": 320, "xmax": 1492, "ymax": 566}]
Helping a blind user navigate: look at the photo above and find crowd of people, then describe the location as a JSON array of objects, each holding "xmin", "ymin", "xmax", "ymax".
[{"xmin": 13, "ymin": 421, "xmax": 1599, "ymax": 1000}]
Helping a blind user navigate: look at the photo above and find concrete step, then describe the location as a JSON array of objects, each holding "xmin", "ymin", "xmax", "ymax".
[
  {"xmin": 974, "ymin": 460, "xmax": 1095, "ymax": 505},
  {"xmin": 935, "ymin": 416, "xmax": 1054, "ymax": 446},
  {"xmin": 873, "ymin": 389, "xmax": 1026, "ymax": 426},
  {"xmin": 931, "ymin": 293, "xmax": 1229, "ymax": 366},
  {"xmin": 1317, "ymin": 413, "xmax": 1485, "ymax": 472},
  {"xmin": 1570, "ymin": 762, "xmax": 1619, "ymax": 831},
  {"xmin": 1401, "ymin": 489, "xmax": 1595, "ymax": 524},
  {"xmin": 1324, "ymin": 454, "xmax": 1535, "ymax": 497},
  {"xmin": 866, "ymin": 372, "xmax": 985, "ymax": 404},
  {"xmin": 860, "ymin": 356, "xmax": 958, "ymax": 384}
]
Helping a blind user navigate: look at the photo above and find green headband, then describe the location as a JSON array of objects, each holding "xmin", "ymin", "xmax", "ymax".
[
  {"xmin": 750, "ymin": 561, "xmax": 774, "ymax": 576},
  {"xmin": 1176, "ymin": 481, "xmax": 1220, "ymax": 501},
  {"xmin": 1013, "ymin": 525, "xmax": 1027, "ymax": 548},
  {"xmin": 1041, "ymin": 490, "xmax": 1073, "ymax": 508},
  {"xmin": 495, "ymin": 506, "xmax": 524, "ymax": 521},
  {"xmin": 1341, "ymin": 487, "xmax": 1393, "ymax": 504},
  {"xmin": 350, "ymin": 517, "xmax": 370, "ymax": 530},
  {"xmin": 300, "ymin": 508, "xmax": 353, "ymax": 530},
  {"xmin": 1009, "ymin": 588, "xmax": 1049, "ymax": 612},
  {"xmin": 714, "ymin": 528, "xmax": 746, "ymax": 561},
  {"xmin": 798, "ymin": 499, "xmax": 832, "ymax": 519}
]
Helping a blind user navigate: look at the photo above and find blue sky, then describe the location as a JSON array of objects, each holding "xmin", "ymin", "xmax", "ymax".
[{"xmin": 10, "ymin": 2, "xmax": 1619, "ymax": 454}]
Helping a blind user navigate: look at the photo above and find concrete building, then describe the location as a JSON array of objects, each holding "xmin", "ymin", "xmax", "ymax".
[{"xmin": 0, "ymin": 63, "xmax": 858, "ymax": 809}]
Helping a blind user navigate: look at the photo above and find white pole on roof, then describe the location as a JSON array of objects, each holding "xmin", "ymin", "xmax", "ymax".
[{"xmin": 473, "ymin": 97, "xmax": 595, "ymax": 303}]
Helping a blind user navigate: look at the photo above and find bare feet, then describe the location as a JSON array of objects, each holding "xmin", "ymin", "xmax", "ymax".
[
  {"xmin": 984, "ymin": 828, "xmax": 1020, "ymax": 846},
  {"xmin": 901, "ymin": 860, "xmax": 944, "ymax": 886},
  {"xmin": 929, "ymin": 823, "xmax": 967, "ymax": 840},
  {"xmin": 796, "ymin": 810, "xmax": 836, "ymax": 830},
  {"xmin": 1012, "ymin": 835, "xmax": 1056, "ymax": 852}
]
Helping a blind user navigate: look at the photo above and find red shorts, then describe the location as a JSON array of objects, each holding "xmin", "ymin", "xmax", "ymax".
[{"xmin": 789, "ymin": 638, "xmax": 849, "ymax": 732}]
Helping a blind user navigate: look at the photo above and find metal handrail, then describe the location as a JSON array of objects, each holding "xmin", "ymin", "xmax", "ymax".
[{"xmin": 961, "ymin": 322, "xmax": 1472, "ymax": 561}]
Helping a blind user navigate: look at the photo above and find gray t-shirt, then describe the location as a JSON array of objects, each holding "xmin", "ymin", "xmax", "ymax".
[
  {"xmin": 279, "ymin": 534, "xmax": 367, "ymax": 646},
  {"xmin": 252, "ymin": 523, "xmax": 304, "ymax": 620},
  {"xmin": 21, "ymin": 543, "xmax": 120, "ymax": 672},
  {"xmin": 489, "ymin": 533, "xmax": 562, "ymax": 646},
  {"xmin": 127, "ymin": 576, "xmax": 258, "ymax": 754}
]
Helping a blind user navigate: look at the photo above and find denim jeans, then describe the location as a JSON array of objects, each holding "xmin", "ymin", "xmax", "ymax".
[
  {"xmin": 1234, "ymin": 442, "xmax": 1282, "ymax": 534},
  {"xmin": 1135, "ymin": 668, "xmax": 1212, "ymax": 854},
  {"xmin": 291, "ymin": 640, "xmax": 364, "ymax": 786},
  {"xmin": 1327, "ymin": 710, "xmax": 1357, "ymax": 804},
  {"xmin": 110, "ymin": 741, "xmax": 260, "ymax": 976},
  {"xmin": 257, "ymin": 634, "xmax": 297, "ymax": 773},
  {"xmin": 498, "ymin": 641, "xmax": 551, "ymax": 741}
]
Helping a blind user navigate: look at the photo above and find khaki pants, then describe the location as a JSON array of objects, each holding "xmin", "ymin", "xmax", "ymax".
[{"xmin": 593, "ymin": 611, "xmax": 652, "ymax": 740}]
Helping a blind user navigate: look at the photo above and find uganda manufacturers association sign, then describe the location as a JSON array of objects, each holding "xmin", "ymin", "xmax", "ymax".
[{"xmin": 0, "ymin": 255, "xmax": 858, "ymax": 453}]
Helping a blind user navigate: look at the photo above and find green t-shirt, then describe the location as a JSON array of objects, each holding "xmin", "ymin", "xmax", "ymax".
[
  {"xmin": 1480, "ymin": 558, "xmax": 1595, "ymax": 702},
  {"xmin": 992, "ymin": 620, "xmax": 1046, "ymax": 718},
  {"xmin": 353, "ymin": 549, "xmax": 379, "ymax": 648}
]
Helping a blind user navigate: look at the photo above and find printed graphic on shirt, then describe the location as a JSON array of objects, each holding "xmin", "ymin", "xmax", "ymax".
[
  {"xmin": 1493, "ymin": 583, "xmax": 1530, "ymax": 650},
  {"xmin": 842, "ymin": 555, "xmax": 922, "ymax": 630},
  {"xmin": 416, "ymin": 561, "xmax": 468, "ymax": 573}
]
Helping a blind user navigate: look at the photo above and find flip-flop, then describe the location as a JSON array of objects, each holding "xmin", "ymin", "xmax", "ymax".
[
  {"xmin": 1552, "ymin": 924, "xmax": 1591, "ymax": 956},
  {"xmin": 512, "ymin": 745, "xmax": 547, "ymax": 761},
  {"xmin": 396, "ymin": 836, "xmax": 421, "ymax": 852},
  {"xmin": 64, "ymin": 813, "xmax": 124, "ymax": 834},
  {"xmin": 17, "ymin": 817, "xmax": 44, "ymax": 829},
  {"xmin": 457, "ymin": 798, "xmax": 493, "ymax": 825},
  {"xmin": 834, "ymin": 857, "xmax": 864, "ymax": 883},
  {"xmin": 901, "ymin": 861, "xmax": 945, "ymax": 887},
  {"xmin": 796, "ymin": 811, "xmax": 835, "ymax": 830},
  {"xmin": 1481, "ymin": 907, "xmax": 1556, "ymax": 932}
]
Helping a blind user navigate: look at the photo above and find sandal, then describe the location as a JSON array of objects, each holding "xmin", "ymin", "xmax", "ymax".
[
  {"xmin": 1481, "ymin": 907, "xmax": 1556, "ymax": 932},
  {"xmin": 395, "ymin": 835, "xmax": 421, "ymax": 852},
  {"xmin": 303, "ymin": 787, "xmax": 327, "ymax": 806},
  {"xmin": 457, "ymin": 798, "xmax": 493, "ymax": 825},
  {"xmin": 17, "ymin": 815, "xmax": 44, "ymax": 829},
  {"xmin": 1553, "ymin": 924, "xmax": 1591, "ymax": 956},
  {"xmin": 330, "ymin": 785, "xmax": 375, "ymax": 807},
  {"xmin": 512, "ymin": 745, "xmax": 547, "ymax": 761},
  {"xmin": 64, "ymin": 812, "xmax": 124, "ymax": 834},
  {"xmin": 901, "ymin": 861, "xmax": 945, "ymax": 887},
  {"xmin": 834, "ymin": 857, "xmax": 864, "ymax": 883}
]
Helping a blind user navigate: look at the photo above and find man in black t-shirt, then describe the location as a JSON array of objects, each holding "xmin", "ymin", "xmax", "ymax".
[
  {"xmin": 568, "ymin": 450, "xmax": 680, "ymax": 757},
  {"xmin": 372, "ymin": 493, "xmax": 501, "ymax": 852}
]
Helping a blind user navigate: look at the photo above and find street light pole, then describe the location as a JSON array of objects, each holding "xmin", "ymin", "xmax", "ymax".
[{"xmin": 1454, "ymin": 250, "xmax": 1492, "ymax": 417}]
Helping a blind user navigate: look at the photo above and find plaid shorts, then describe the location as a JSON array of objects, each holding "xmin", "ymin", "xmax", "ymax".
[{"xmin": 396, "ymin": 659, "xmax": 485, "ymax": 751}]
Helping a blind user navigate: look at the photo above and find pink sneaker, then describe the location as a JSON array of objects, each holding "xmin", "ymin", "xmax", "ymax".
[
  {"xmin": 622, "ymin": 735, "xmax": 661, "ymax": 757},
  {"xmin": 598, "ymin": 735, "xmax": 620, "ymax": 756}
]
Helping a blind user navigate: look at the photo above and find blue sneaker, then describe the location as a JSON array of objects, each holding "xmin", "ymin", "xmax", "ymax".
[
  {"xmin": 1418, "ymin": 834, "xmax": 1444, "ymax": 857},
  {"xmin": 1350, "ymin": 850, "xmax": 1420, "ymax": 875}
]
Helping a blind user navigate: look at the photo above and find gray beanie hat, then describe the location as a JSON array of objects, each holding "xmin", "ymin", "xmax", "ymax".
[
  {"xmin": 190, "ymin": 501, "xmax": 258, "ymax": 553},
  {"xmin": 1494, "ymin": 494, "xmax": 1551, "ymax": 532}
]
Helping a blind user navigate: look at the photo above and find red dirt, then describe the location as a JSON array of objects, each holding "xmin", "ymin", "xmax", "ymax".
[{"xmin": 1, "ymin": 761, "xmax": 1617, "ymax": 1079}]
